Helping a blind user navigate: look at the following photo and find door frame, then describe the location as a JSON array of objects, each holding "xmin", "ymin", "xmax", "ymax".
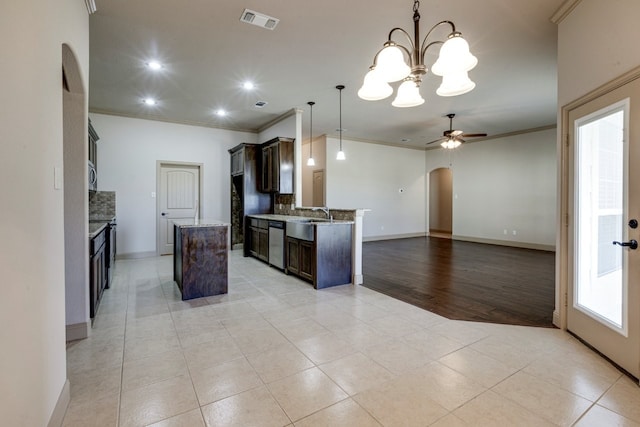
[
  {"xmin": 557, "ymin": 65, "xmax": 640, "ymax": 329},
  {"xmin": 155, "ymin": 160, "xmax": 203, "ymax": 255}
]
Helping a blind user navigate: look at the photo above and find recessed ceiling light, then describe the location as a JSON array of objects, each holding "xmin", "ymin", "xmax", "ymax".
[
  {"xmin": 143, "ymin": 98, "xmax": 157, "ymax": 106},
  {"xmin": 146, "ymin": 60, "xmax": 163, "ymax": 71},
  {"xmin": 243, "ymin": 81, "xmax": 255, "ymax": 90},
  {"xmin": 254, "ymin": 101, "xmax": 268, "ymax": 108},
  {"xmin": 216, "ymin": 109, "xmax": 227, "ymax": 117}
]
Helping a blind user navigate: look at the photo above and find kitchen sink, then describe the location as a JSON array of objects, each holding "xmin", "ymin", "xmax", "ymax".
[{"xmin": 286, "ymin": 221, "xmax": 316, "ymax": 241}]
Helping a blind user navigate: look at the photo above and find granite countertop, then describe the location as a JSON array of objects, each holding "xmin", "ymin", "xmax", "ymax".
[
  {"xmin": 173, "ymin": 218, "xmax": 230, "ymax": 228},
  {"xmin": 90, "ymin": 215, "xmax": 116, "ymax": 222},
  {"xmin": 247, "ymin": 214, "xmax": 354, "ymax": 225}
]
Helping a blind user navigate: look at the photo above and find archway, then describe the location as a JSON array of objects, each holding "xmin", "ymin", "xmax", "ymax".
[
  {"xmin": 62, "ymin": 44, "xmax": 89, "ymax": 340},
  {"xmin": 428, "ymin": 167, "xmax": 453, "ymax": 238}
]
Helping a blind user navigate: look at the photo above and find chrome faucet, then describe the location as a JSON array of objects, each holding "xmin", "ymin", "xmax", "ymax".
[{"xmin": 312, "ymin": 206, "xmax": 332, "ymax": 222}]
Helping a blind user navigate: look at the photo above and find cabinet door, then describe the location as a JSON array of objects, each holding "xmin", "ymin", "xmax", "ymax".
[
  {"xmin": 249, "ymin": 227, "xmax": 259, "ymax": 256},
  {"xmin": 261, "ymin": 146, "xmax": 272, "ymax": 192},
  {"xmin": 231, "ymin": 150, "xmax": 244, "ymax": 176},
  {"xmin": 286, "ymin": 238, "xmax": 300, "ymax": 275},
  {"xmin": 90, "ymin": 252, "xmax": 100, "ymax": 318},
  {"xmin": 299, "ymin": 240, "xmax": 315, "ymax": 282},
  {"xmin": 258, "ymin": 228, "xmax": 269, "ymax": 261}
]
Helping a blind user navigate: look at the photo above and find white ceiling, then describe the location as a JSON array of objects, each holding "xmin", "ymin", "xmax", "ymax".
[{"xmin": 89, "ymin": 0, "xmax": 562, "ymax": 148}]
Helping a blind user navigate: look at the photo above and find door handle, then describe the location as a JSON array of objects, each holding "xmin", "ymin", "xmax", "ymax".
[
  {"xmin": 613, "ymin": 239, "xmax": 638, "ymax": 250},
  {"xmin": 161, "ymin": 212, "xmax": 168, "ymax": 216}
]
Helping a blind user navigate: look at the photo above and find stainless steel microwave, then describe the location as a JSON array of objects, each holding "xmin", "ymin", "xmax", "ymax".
[{"xmin": 88, "ymin": 160, "xmax": 97, "ymax": 192}]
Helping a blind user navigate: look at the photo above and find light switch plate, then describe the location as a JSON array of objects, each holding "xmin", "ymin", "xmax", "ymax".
[
  {"xmin": 151, "ymin": 192, "xmax": 156, "ymax": 198},
  {"xmin": 54, "ymin": 167, "xmax": 62, "ymax": 190}
]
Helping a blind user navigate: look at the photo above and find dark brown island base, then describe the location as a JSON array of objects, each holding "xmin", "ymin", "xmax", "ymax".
[{"xmin": 173, "ymin": 219, "xmax": 229, "ymax": 300}]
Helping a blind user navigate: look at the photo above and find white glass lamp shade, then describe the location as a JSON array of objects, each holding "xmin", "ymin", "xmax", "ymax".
[
  {"xmin": 307, "ymin": 157, "xmax": 315, "ymax": 166},
  {"xmin": 392, "ymin": 80, "xmax": 425, "ymax": 108},
  {"xmin": 441, "ymin": 139, "xmax": 462, "ymax": 149},
  {"xmin": 336, "ymin": 150, "xmax": 346, "ymax": 160},
  {"xmin": 375, "ymin": 44, "xmax": 411, "ymax": 82},
  {"xmin": 436, "ymin": 71, "xmax": 476, "ymax": 97},
  {"xmin": 431, "ymin": 35, "xmax": 478, "ymax": 76},
  {"xmin": 358, "ymin": 69, "xmax": 393, "ymax": 100}
]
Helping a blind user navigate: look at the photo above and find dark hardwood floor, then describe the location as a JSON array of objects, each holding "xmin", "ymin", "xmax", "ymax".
[{"xmin": 362, "ymin": 237, "xmax": 556, "ymax": 327}]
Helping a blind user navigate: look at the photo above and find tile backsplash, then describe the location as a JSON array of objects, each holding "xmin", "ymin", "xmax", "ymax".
[{"xmin": 89, "ymin": 191, "xmax": 116, "ymax": 219}]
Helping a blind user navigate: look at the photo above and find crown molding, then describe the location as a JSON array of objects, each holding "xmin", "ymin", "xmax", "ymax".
[{"xmin": 551, "ymin": 0, "xmax": 582, "ymax": 24}]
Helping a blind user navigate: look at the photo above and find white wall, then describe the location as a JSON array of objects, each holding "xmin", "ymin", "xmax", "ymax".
[
  {"xmin": 558, "ymin": 0, "xmax": 640, "ymax": 107},
  {"xmin": 325, "ymin": 137, "xmax": 427, "ymax": 239},
  {"xmin": 91, "ymin": 114, "xmax": 257, "ymax": 257},
  {"xmin": 426, "ymin": 128, "xmax": 557, "ymax": 248},
  {"xmin": 0, "ymin": 1, "xmax": 88, "ymax": 425}
]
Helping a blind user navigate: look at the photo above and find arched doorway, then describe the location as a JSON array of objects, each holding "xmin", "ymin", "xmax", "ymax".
[
  {"xmin": 429, "ymin": 167, "xmax": 453, "ymax": 238},
  {"xmin": 62, "ymin": 44, "xmax": 89, "ymax": 340}
]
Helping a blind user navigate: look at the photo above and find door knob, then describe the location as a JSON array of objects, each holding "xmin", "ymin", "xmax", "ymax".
[{"xmin": 613, "ymin": 239, "xmax": 638, "ymax": 250}]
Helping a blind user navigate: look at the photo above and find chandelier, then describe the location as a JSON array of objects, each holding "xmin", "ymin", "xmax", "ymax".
[{"xmin": 357, "ymin": 0, "xmax": 478, "ymax": 107}]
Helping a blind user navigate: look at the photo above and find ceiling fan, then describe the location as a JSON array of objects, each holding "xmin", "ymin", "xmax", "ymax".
[{"xmin": 426, "ymin": 113, "xmax": 488, "ymax": 148}]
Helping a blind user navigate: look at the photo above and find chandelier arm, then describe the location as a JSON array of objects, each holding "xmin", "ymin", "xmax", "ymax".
[
  {"xmin": 388, "ymin": 27, "xmax": 416, "ymax": 51},
  {"xmin": 420, "ymin": 40, "xmax": 444, "ymax": 63},
  {"xmin": 419, "ymin": 20, "xmax": 456, "ymax": 59}
]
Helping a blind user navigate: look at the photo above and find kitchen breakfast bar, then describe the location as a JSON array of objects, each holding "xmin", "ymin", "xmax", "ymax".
[{"xmin": 172, "ymin": 219, "xmax": 229, "ymax": 300}]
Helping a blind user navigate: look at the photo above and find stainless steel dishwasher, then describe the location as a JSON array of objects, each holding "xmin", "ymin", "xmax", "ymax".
[{"xmin": 268, "ymin": 221, "xmax": 285, "ymax": 269}]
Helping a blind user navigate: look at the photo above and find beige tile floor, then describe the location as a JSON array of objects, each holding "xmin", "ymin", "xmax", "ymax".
[{"xmin": 63, "ymin": 251, "xmax": 640, "ymax": 427}]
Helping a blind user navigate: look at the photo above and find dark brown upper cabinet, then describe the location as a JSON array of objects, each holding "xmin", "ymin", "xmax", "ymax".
[{"xmin": 261, "ymin": 137, "xmax": 294, "ymax": 194}]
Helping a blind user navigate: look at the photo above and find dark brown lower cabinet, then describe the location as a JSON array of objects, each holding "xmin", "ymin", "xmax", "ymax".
[
  {"xmin": 248, "ymin": 218, "xmax": 269, "ymax": 262},
  {"xmin": 286, "ymin": 223, "xmax": 352, "ymax": 289},
  {"xmin": 89, "ymin": 228, "xmax": 107, "ymax": 318},
  {"xmin": 298, "ymin": 240, "xmax": 314, "ymax": 281}
]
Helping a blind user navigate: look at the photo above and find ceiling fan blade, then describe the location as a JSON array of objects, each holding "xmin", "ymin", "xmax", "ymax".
[
  {"xmin": 451, "ymin": 130, "xmax": 464, "ymax": 137},
  {"xmin": 426, "ymin": 137, "xmax": 446, "ymax": 145},
  {"xmin": 461, "ymin": 133, "xmax": 488, "ymax": 138}
]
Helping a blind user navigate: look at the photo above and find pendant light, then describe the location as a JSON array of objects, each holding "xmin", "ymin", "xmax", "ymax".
[
  {"xmin": 336, "ymin": 85, "xmax": 346, "ymax": 160},
  {"xmin": 306, "ymin": 101, "xmax": 316, "ymax": 166}
]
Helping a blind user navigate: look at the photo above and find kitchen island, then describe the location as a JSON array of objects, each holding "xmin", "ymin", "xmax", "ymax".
[
  {"xmin": 245, "ymin": 214, "xmax": 353, "ymax": 289},
  {"xmin": 173, "ymin": 219, "xmax": 229, "ymax": 300}
]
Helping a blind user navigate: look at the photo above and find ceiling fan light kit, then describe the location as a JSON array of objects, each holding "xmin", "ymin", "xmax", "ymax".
[{"xmin": 358, "ymin": 0, "xmax": 478, "ymax": 107}]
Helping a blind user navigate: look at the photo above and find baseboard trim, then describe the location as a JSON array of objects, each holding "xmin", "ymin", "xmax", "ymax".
[
  {"xmin": 363, "ymin": 232, "xmax": 427, "ymax": 242},
  {"xmin": 66, "ymin": 321, "xmax": 89, "ymax": 342},
  {"xmin": 353, "ymin": 274, "xmax": 363, "ymax": 285},
  {"xmin": 47, "ymin": 379, "xmax": 70, "ymax": 427},
  {"xmin": 452, "ymin": 235, "xmax": 556, "ymax": 252},
  {"xmin": 116, "ymin": 250, "xmax": 158, "ymax": 260}
]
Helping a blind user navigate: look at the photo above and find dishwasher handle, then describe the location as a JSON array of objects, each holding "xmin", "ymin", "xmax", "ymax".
[{"xmin": 268, "ymin": 221, "xmax": 284, "ymax": 229}]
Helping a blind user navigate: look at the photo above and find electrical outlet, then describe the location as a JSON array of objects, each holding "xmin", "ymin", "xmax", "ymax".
[
  {"xmin": 151, "ymin": 192, "xmax": 156, "ymax": 198},
  {"xmin": 512, "ymin": 230, "xmax": 517, "ymax": 235}
]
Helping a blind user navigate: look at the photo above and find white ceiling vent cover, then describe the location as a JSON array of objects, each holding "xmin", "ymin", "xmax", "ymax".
[{"xmin": 240, "ymin": 9, "xmax": 279, "ymax": 30}]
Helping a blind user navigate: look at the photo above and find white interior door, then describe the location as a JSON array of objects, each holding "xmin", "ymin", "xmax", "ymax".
[
  {"xmin": 158, "ymin": 164, "xmax": 200, "ymax": 255},
  {"xmin": 312, "ymin": 169, "xmax": 324, "ymax": 207},
  {"xmin": 567, "ymin": 77, "xmax": 640, "ymax": 379}
]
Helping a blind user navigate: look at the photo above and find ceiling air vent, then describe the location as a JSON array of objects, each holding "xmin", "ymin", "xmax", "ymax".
[
  {"xmin": 254, "ymin": 101, "xmax": 268, "ymax": 108},
  {"xmin": 240, "ymin": 9, "xmax": 279, "ymax": 30}
]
